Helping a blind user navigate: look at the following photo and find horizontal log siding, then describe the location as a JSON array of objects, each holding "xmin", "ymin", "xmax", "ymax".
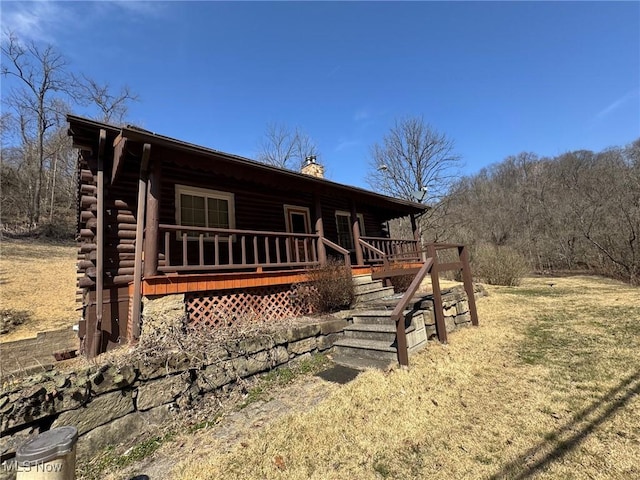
[
  {"xmin": 318, "ymin": 193, "xmax": 386, "ymax": 250},
  {"xmin": 104, "ymin": 153, "xmax": 140, "ymax": 286},
  {"xmin": 160, "ymin": 159, "xmax": 320, "ymax": 267}
]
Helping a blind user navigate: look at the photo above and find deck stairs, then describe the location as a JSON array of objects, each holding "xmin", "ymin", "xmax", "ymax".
[{"xmin": 332, "ymin": 274, "xmax": 427, "ymax": 370}]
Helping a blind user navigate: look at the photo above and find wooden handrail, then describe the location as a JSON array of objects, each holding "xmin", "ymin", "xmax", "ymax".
[
  {"xmin": 320, "ymin": 237, "xmax": 351, "ymax": 267},
  {"xmin": 358, "ymin": 238, "xmax": 386, "ymax": 257},
  {"xmin": 390, "ymin": 258, "xmax": 433, "ymax": 367},
  {"xmin": 361, "ymin": 235, "xmax": 420, "ymax": 243},
  {"xmin": 377, "ymin": 241, "xmax": 479, "ymax": 367},
  {"xmin": 159, "ymin": 224, "xmax": 319, "ymax": 239}
]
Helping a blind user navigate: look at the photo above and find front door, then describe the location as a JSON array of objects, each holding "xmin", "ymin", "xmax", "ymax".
[{"xmin": 284, "ymin": 205, "xmax": 311, "ymax": 262}]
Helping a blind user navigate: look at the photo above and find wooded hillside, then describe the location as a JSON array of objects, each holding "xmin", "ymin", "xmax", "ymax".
[{"xmin": 441, "ymin": 139, "xmax": 640, "ymax": 285}]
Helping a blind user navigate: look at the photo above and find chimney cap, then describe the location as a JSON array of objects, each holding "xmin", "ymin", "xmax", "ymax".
[{"xmin": 305, "ymin": 155, "xmax": 317, "ymax": 165}]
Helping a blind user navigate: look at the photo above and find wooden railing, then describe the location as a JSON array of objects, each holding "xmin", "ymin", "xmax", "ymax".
[
  {"xmin": 158, "ymin": 224, "xmax": 322, "ymax": 273},
  {"xmin": 360, "ymin": 236, "xmax": 420, "ymax": 264},
  {"xmin": 380, "ymin": 242, "xmax": 479, "ymax": 367},
  {"xmin": 390, "ymin": 258, "xmax": 433, "ymax": 366},
  {"xmin": 321, "ymin": 237, "xmax": 351, "ymax": 266}
]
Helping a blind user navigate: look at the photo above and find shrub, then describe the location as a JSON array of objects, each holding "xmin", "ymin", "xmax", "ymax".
[
  {"xmin": 390, "ymin": 274, "xmax": 414, "ymax": 293},
  {"xmin": 472, "ymin": 244, "xmax": 530, "ymax": 286},
  {"xmin": 307, "ymin": 258, "xmax": 355, "ymax": 312},
  {"xmin": 0, "ymin": 308, "xmax": 32, "ymax": 334},
  {"xmin": 37, "ymin": 220, "xmax": 75, "ymax": 240}
]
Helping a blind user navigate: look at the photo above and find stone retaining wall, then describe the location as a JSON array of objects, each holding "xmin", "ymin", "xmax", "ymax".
[
  {"xmin": 0, "ymin": 317, "xmax": 346, "ymax": 466},
  {"xmin": 419, "ymin": 284, "xmax": 487, "ymax": 339}
]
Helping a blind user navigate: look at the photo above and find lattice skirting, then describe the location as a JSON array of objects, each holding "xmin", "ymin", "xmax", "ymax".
[{"xmin": 185, "ymin": 283, "xmax": 316, "ymax": 328}]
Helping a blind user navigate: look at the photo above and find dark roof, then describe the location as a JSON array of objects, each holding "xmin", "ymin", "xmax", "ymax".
[{"xmin": 67, "ymin": 114, "xmax": 427, "ymax": 215}]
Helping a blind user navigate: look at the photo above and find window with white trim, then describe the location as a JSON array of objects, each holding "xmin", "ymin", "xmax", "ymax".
[
  {"xmin": 175, "ymin": 185, "xmax": 235, "ymax": 236},
  {"xmin": 335, "ymin": 211, "xmax": 365, "ymax": 251}
]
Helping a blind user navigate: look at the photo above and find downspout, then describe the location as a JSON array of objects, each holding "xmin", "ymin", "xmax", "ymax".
[
  {"xmin": 90, "ymin": 129, "xmax": 106, "ymax": 358},
  {"xmin": 131, "ymin": 144, "xmax": 151, "ymax": 341}
]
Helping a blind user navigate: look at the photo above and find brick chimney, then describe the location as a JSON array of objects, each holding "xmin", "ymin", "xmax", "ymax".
[{"xmin": 301, "ymin": 155, "xmax": 324, "ymax": 178}]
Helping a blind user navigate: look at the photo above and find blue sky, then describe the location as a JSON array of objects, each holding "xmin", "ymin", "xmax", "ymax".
[{"xmin": 2, "ymin": 1, "xmax": 639, "ymax": 188}]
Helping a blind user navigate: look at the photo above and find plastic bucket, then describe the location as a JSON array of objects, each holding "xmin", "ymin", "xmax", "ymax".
[{"xmin": 15, "ymin": 426, "xmax": 78, "ymax": 480}]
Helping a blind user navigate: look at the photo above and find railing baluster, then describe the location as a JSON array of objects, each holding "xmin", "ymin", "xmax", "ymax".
[
  {"xmin": 295, "ymin": 238, "xmax": 300, "ymax": 263},
  {"xmin": 164, "ymin": 232, "xmax": 171, "ymax": 267},
  {"xmin": 265, "ymin": 237, "xmax": 271, "ymax": 264},
  {"xmin": 303, "ymin": 238, "xmax": 309, "ymax": 262},
  {"xmin": 214, "ymin": 234, "xmax": 219, "ymax": 265},
  {"xmin": 182, "ymin": 233, "xmax": 188, "ymax": 266},
  {"xmin": 276, "ymin": 237, "xmax": 281, "ymax": 264},
  {"xmin": 199, "ymin": 234, "xmax": 204, "ymax": 266},
  {"xmin": 285, "ymin": 237, "xmax": 291, "ymax": 263},
  {"xmin": 241, "ymin": 236, "xmax": 247, "ymax": 265},
  {"xmin": 228, "ymin": 235, "xmax": 233, "ymax": 265},
  {"xmin": 253, "ymin": 236, "xmax": 259, "ymax": 264}
]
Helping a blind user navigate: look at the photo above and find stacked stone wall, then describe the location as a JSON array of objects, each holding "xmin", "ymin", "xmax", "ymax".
[{"xmin": 0, "ymin": 317, "xmax": 346, "ymax": 464}]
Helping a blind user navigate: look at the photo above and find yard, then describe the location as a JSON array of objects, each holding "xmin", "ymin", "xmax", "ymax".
[
  {"xmin": 1, "ymin": 240, "xmax": 638, "ymax": 479},
  {"xmin": 161, "ymin": 275, "xmax": 638, "ymax": 480},
  {"xmin": 0, "ymin": 239, "xmax": 77, "ymax": 342}
]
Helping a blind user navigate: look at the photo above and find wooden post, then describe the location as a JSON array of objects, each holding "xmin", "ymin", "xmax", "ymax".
[
  {"xmin": 314, "ymin": 195, "xmax": 326, "ymax": 265},
  {"xmin": 459, "ymin": 245, "xmax": 479, "ymax": 326},
  {"xmin": 143, "ymin": 157, "xmax": 161, "ymax": 278},
  {"xmin": 410, "ymin": 213, "xmax": 420, "ymax": 261},
  {"xmin": 90, "ymin": 129, "xmax": 106, "ymax": 358},
  {"xmin": 428, "ymin": 243, "xmax": 448, "ymax": 344},
  {"xmin": 131, "ymin": 144, "xmax": 151, "ymax": 341},
  {"xmin": 410, "ymin": 213, "xmax": 419, "ymax": 242},
  {"xmin": 350, "ymin": 201, "xmax": 364, "ymax": 266}
]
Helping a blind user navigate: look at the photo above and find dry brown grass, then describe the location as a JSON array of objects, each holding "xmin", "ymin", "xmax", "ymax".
[
  {"xmin": 174, "ymin": 275, "xmax": 640, "ymax": 480},
  {"xmin": 0, "ymin": 238, "xmax": 77, "ymax": 342}
]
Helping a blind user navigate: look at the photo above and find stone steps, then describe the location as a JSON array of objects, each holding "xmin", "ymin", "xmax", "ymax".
[
  {"xmin": 332, "ymin": 275, "xmax": 434, "ymax": 370},
  {"xmin": 344, "ymin": 322, "xmax": 417, "ymax": 343},
  {"xmin": 353, "ymin": 286, "xmax": 396, "ymax": 304},
  {"xmin": 354, "ymin": 280, "xmax": 385, "ymax": 295},
  {"xmin": 352, "ymin": 274, "xmax": 396, "ymax": 306},
  {"xmin": 333, "ymin": 337, "xmax": 398, "ymax": 361},
  {"xmin": 328, "ymin": 351, "xmax": 396, "ymax": 371}
]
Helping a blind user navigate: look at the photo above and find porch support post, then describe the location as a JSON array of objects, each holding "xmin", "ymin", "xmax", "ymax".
[
  {"xmin": 410, "ymin": 213, "xmax": 419, "ymax": 242},
  {"xmin": 314, "ymin": 195, "xmax": 327, "ymax": 265},
  {"xmin": 350, "ymin": 200, "xmax": 364, "ymax": 266},
  {"xmin": 459, "ymin": 245, "xmax": 479, "ymax": 327},
  {"xmin": 131, "ymin": 143, "xmax": 151, "ymax": 341},
  {"xmin": 428, "ymin": 243, "xmax": 448, "ymax": 344},
  {"xmin": 90, "ymin": 129, "xmax": 106, "ymax": 358},
  {"xmin": 410, "ymin": 213, "xmax": 423, "ymax": 261},
  {"xmin": 143, "ymin": 155, "xmax": 161, "ymax": 278}
]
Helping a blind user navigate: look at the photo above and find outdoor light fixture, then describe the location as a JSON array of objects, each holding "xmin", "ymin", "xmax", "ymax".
[{"xmin": 412, "ymin": 186, "xmax": 428, "ymax": 203}]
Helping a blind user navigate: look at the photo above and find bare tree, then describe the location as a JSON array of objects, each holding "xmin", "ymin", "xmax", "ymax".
[
  {"xmin": 1, "ymin": 31, "xmax": 71, "ymax": 226},
  {"xmin": 367, "ymin": 116, "xmax": 461, "ymax": 240},
  {"xmin": 256, "ymin": 123, "xmax": 318, "ymax": 170},
  {"xmin": 73, "ymin": 74, "xmax": 139, "ymax": 124},
  {"xmin": 1, "ymin": 31, "xmax": 139, "ymax": 232}
]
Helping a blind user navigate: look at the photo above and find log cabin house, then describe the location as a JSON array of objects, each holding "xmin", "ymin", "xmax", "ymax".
[{"xmin": 69, "ymin": 115, "xmax": 475, "ymax": 363}]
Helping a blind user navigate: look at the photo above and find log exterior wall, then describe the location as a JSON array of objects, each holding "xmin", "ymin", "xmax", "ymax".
[{"xmin": 70, "ymin": 115, "xmax": 425, "ymax": 356}]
